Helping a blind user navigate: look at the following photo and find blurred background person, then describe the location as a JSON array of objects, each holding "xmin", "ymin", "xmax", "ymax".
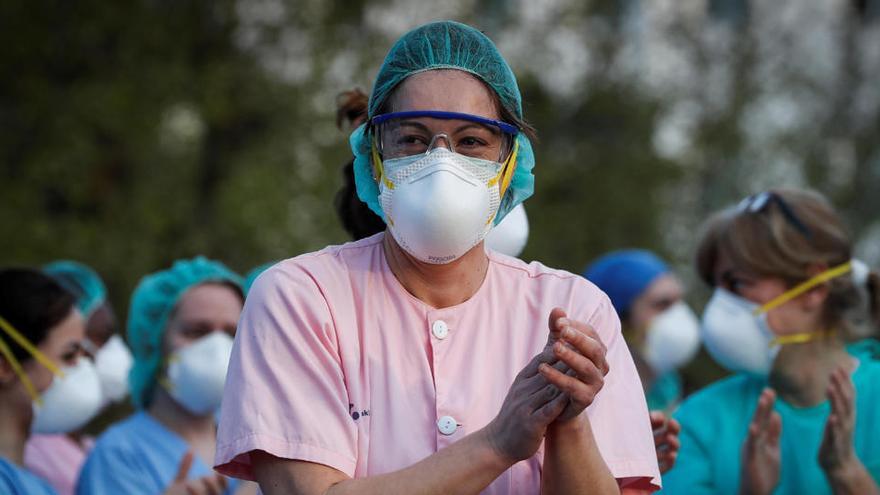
[
  {"xmin": 584, "ymin": 250, "xmax": 696, "ymax": 473},
  {"xmin": 584, "ymin": 250, "xmax": 701, "ymax": 412},
  {"xmin": 0, "ymin": 268, "xmax": 99, "ymax": 495},
  {"xmin": 77, "ymin": 257, "xmax": 254, "ymax": 495},
  {"xmin": 24, "ymin": 260, "xmax": 133, "ymax": 495},
  {"xmin": 663, "ymin": 188, "xmax": 880, "ymax": 494}
]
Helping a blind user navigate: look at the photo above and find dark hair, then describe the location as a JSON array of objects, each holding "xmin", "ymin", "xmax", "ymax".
[
  {"xmin": 695, "ymin": 188, "xmax": 880, "ymax": 335},
  {"xmin": 334, "ymin": 88, "xmax": 387, "ymax": 240},
  {"xmin": 0, "ymin": 268, "xmax": 76, "ymax": 363}
]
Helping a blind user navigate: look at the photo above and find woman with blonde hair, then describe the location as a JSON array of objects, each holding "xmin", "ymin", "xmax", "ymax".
[{"xmin": 662, "ymin": 188, "xmax": 880, "ymax": 494}]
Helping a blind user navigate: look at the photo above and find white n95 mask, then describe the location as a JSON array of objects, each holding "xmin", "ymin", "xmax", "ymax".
[
  {"xmin": 642, "ymin": 302, "xmax": 701, "ymax": 375},
  {"xmin": 31, "ymin": 357, "xmax": 104, "ymax": 434},
  {"xmin": 94, "ymin": 334, "xmax": 133, "ymax": 405},
  {"xmin": 165, "ymin": 332, "xmax": 233, "ymax": 416},
  {"xmin": 701, "ymin": 288, "xmax": 778, "ymax": 376},
  {"xmin": 379, "ymin": 147, "xmax": 503, "ymax": 264}
]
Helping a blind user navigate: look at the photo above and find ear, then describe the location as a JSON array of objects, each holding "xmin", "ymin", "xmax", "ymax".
[{"xmin": 799, "ymin": 263, "xmax": 831, "ymax": 311}]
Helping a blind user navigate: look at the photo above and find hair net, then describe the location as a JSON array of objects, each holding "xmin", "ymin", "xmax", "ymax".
[
  {"xmin": 43, "ymin": 260, "xmax": 107, "ymax": 317},
  {"xmin": 583, "ymin": 250, "xmax": 670, "ymax": 317},
  {"xmin": 350, "ymin": 20, "xmax": 535, "ymax": 225},
  {"xmin": 127, "ymin": 256, "xmax": 243, "ymax": 408}
]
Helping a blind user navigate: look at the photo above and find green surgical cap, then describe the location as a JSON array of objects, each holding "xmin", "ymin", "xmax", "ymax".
[
  {"xmin": 43, "ymin": 261, "xmax": 107, "ymax": 317},
  {"xmin": 127, "ymin": 256, "xmax": 243, "ymax": 408},
  {"xmin": 351, "ymin": 20, "xmax": 536, "ymax": 226}
]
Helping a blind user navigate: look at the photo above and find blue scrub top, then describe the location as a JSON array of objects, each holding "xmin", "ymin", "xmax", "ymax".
[
  {"xmin": 0, "ymin": 457, "xmax": 57, "ymax": 495},
  {"xmin": 661, "ymin": 341, "xmax": 880, "ymax": 494},
  {"xmin": 76, "ymin": 411, "xmax": 238, "ymax": 495}
]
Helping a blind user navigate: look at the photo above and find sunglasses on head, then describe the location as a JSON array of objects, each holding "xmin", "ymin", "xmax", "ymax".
[{"xmin": 736, "ymin": 191, "xmax": 813, "ymax": 239}]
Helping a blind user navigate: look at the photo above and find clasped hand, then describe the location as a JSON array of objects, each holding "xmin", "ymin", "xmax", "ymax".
[{"xmin": 486, "ymin": 307, "xmax": 609, "ymax": 462}]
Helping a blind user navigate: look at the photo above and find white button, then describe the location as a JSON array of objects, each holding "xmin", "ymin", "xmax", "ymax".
[
  {"xmin": 432, "ymin": 320, "xmax": 449, "ymax": 339},
  {"xmin": 437, "ymin": 415, "xmax": 458, "ymax": 435}
]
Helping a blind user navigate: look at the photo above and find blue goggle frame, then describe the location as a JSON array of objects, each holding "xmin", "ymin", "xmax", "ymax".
[{"xmin": 370, "ymin": 110, "xmax": 520, "ymax": 136}]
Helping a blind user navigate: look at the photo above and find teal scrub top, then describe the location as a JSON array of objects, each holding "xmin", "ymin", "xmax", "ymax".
[
  {"xmin": 661, "ymin": 341, "xmax": 880, "ymax": 494},
  {"xmin": 0, "ymin": 457, "xmax": 57, "ymax": 495},
  {"xmin": 76, "ymin": 411, "xmax": 239, "ymax": 495},
  {"xmin": 646, "ymin": 370, "xmax": 682, "ymax": 412}
]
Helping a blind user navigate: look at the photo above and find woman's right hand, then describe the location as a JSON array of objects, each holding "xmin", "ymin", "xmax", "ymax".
[
  {"xmin": 165, "ymin": 451, "xmax": 229, "ymax": 495},
  {"xmin": 484, "ymin": 344, "xmax": 569, "ymax": 463},
  {"xmin": 739, "ymin": 389, "xmax": 782, "ymax": 495}
]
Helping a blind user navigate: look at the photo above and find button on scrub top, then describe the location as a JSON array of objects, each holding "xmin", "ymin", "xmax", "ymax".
[{"xmin": 215, "ymin": 233, "xmax": 661, "ymax": 493}]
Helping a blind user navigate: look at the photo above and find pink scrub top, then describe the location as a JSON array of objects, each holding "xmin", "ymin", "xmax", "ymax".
[
  {"xmin": 215, "ymin": 233, "xmax": 660, "ymax": 493},
  {"xmin": 24, "ymin": 434, "xmax": 93, "ymax": 495}
]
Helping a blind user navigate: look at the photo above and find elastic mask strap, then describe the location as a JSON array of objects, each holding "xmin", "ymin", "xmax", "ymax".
[
  {"xmin": 771, "ymin": 329, "xmax": 836, "ymax": 347},
  {"xmin": 370, "ymin": 137, "xmax": 394, "ymax": 191},
  {"xmin": 0, "ymin": 316, "xmax": 65, "ymax": 405},
  {"xmin": 485, "ymin": 139, "xmax": 520, "ymax": 226},
  {"xmin": 755, "ymin": 261, "xmax": 853, "ymax": 315}
]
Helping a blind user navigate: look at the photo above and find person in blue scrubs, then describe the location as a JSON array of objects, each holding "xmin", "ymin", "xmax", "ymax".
[
  {"xmin": 662, "ymin": 188, "xmax": 880, "ymax": 494},
  {"xmin": 0, "ymin": 268, "xmax": 90, "ymax": 495},
  {"xmin": 584, "ymin": 250, "xmax": 701, "ymax": 413},
  {"xmin": 77, "ymin": 257, "xmax": 255, "ymax": 495},
  {"xmin": 584, "ymin": 250, "xmax": 701, "ymax": 473}
]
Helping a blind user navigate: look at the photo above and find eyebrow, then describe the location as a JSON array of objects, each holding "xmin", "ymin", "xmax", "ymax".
[{"xmin": 397, "ymin": 120, "xmax": 499, "ymax": 135}]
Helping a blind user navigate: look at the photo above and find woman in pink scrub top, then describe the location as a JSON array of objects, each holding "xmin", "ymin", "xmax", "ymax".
[{"xmin": 215, "ymin": 21, "xmax": 660, "ymax": 494}]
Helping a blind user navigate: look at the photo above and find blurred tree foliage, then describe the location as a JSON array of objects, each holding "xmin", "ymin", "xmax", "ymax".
[{"xmin": 2, "ymin": 0, "xmax": 878, "ymax": 389}]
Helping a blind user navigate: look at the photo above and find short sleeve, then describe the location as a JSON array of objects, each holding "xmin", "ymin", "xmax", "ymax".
[
  {"xmin": 582, "ymin": 291, "xmax": 661, "ymax": 491},
  {"xmin": 214, "ymin": 262, "xmax": 357, "ymax": 481}
]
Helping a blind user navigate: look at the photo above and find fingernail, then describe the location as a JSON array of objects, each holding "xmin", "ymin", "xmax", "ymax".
[
  {"xmin": 562, "ymin": 327, "xmax": 574, "ymax": 338},
  {"xmin": 554, "ymin": 341, "xmax": 566, "ymax": 353}
]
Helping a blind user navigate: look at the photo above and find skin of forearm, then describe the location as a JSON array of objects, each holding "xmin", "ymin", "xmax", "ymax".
[
  {"xmin": 827, "ymin": 460, "xmax": 880, "ymax": 495},
  {"xmin": 255, "ymin": 427, "xmax": 515, "ymax": 495},
  {"xmin": 541, "ymin": 416, "xmax": 619, "ymax": 495}
]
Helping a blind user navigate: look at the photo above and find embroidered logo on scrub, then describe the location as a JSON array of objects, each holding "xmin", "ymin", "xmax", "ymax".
[{"xmin": 349, "ymin": 403, "xmax": 370, "ymax": 421}]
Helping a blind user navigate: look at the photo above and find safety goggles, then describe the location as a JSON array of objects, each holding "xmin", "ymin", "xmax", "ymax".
[
  {"xmin": 0, "ymin": 316, "xmax": 65, "ymax": 405},
  {"xmin": 736, "ymin": 191, "xmax": 813, "ymax": 239},
  {"xmin": 370, "ymin": 110, "xmax": 519, "ymax": 162}
]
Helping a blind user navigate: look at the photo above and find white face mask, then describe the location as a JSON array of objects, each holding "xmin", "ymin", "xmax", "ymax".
[
  {"xmin": 642, "ymin": 302, "xmax": 701, "ymax": 375},
  {"xmin": 485, "ymin": 203, "xmax": 529, "ymax": 257},
  {"xmin": 94, "ymin": 335, "xmax": 133, "ymax": 405},
  {"xmin": 165, "ymin": 332, "xmax": 234, "ymax": 416},
  {"xmin": 379, "ymin": 147, "xmax": 502, "ymax": 264},
  {"xmin": 700, "ymin": 288, "xmax": 778, "ymax": 376},
  {"xmin": 31, "ymin": 357, "xmax": 104, "ymax": 434}
]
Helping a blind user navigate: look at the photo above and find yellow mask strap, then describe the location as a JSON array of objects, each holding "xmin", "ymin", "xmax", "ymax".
[
  {"xmin": 771, "ymin": 329, "xmax": 835, "ymax": 346},
  {"xmin": 371, "ymin": 136, "xmax": 394, "ymax": 191},
  {"xmin": 756, "ymin": 261, "xmax": 853, "ymax": 315},
  {"xmin": 0, "ymin": 316, "xmax": 65, "ymax": 405},
  {"xmin": 485, "ymin": 139, "xmax": 520, "ymax": 226}
]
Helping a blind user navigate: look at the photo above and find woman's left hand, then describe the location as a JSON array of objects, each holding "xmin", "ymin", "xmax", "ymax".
[
  {"xmin": 539, "ymin": 308, "xmax": 609, "ymax": 423},
  {"xmin": 819, "ymin": 366, "xmax": 857, "ymax": 473},
  {"xmin": 818, "ymin": 365, "xmax": 880, "ymax": 495}
]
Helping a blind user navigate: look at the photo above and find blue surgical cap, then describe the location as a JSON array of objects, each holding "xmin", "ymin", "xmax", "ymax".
[
  {"xmin": 43, "ymin": 261, "xmax": 107, "ymax": 317},
  {"xmin": 351, "ymin": 20, "xmax": 536, "ymax": 226},
  {"xmin": 127, "ymin": 256, "xmax": 243, "ymax": 408},
  {"xmin": 583, "ymin": 250, "xmax": 670, "ymax": 317}
]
